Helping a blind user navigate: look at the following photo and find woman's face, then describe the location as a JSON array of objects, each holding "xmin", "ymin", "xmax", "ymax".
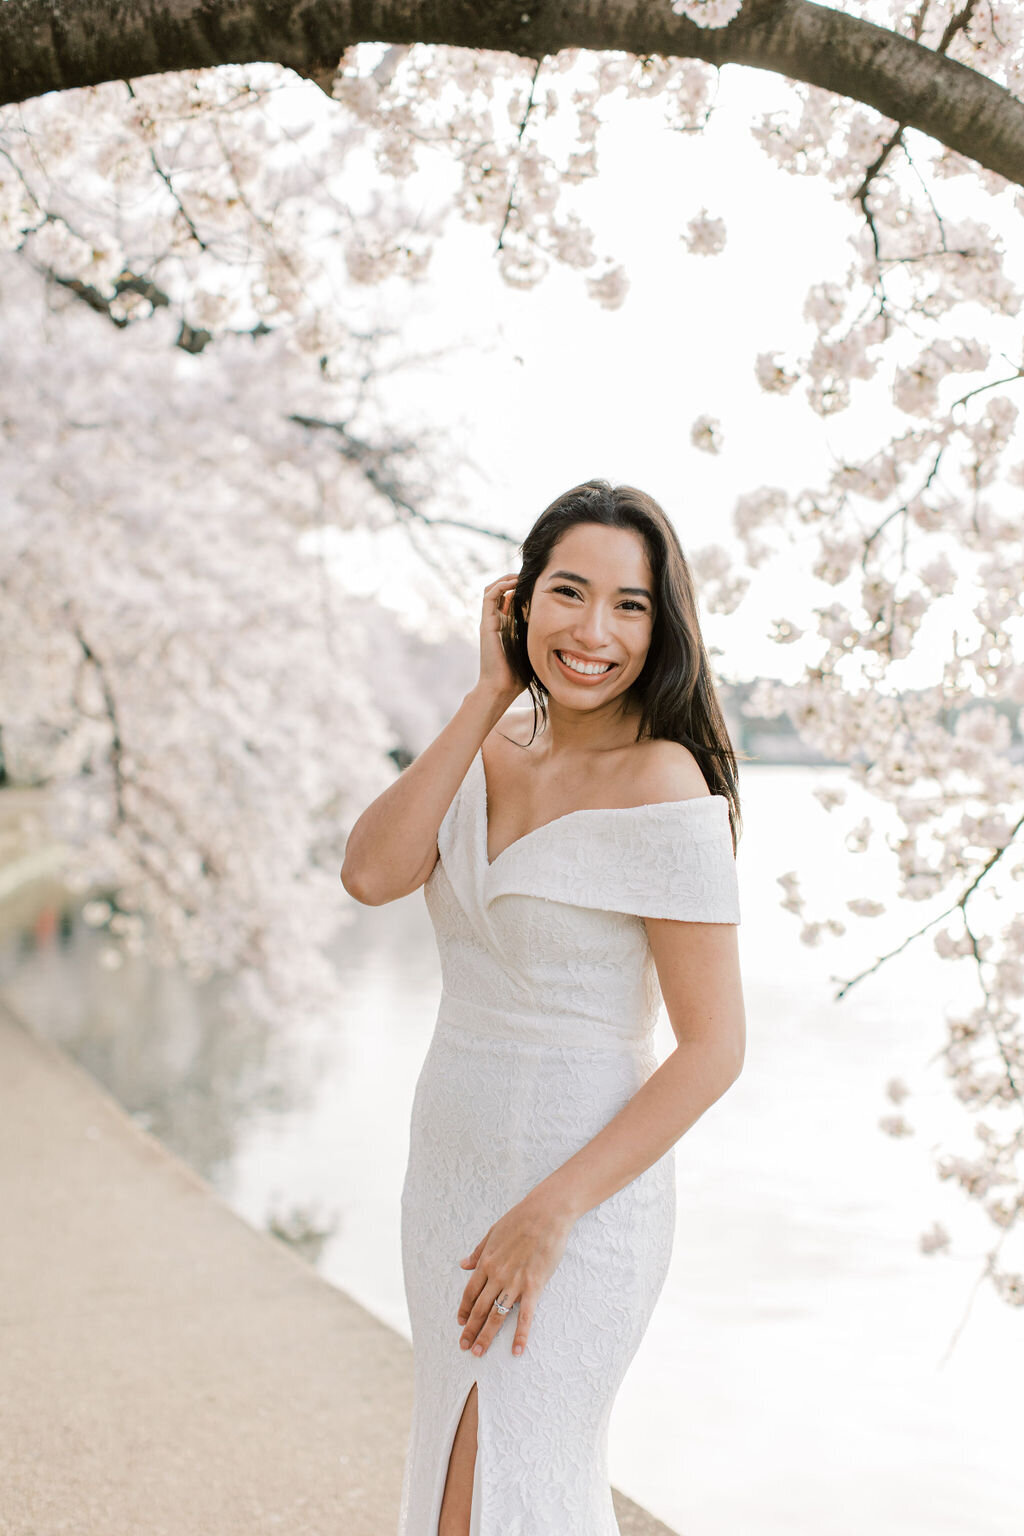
[{"xmin": 522, "ymin": 522, "xmax": 655, "ymax": 710}]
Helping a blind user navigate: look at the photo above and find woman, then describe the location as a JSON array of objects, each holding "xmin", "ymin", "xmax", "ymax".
[{"xmin": 341, "ymin": 479, "xmax": 746, "ymax": 1536}]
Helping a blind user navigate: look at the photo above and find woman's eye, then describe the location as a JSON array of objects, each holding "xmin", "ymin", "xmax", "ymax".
[{"xmin": 550, "ymin": 585, "xmax": 647, "ymax": 612}]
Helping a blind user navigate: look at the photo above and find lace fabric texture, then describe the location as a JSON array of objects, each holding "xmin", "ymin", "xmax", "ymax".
[{"xmin": 397, "ymin": 748, "xmax": 740, "ymax": 1535}]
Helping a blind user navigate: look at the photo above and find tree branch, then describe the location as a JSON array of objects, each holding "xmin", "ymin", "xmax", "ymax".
[
  {"xmin": 1, "ymin": 1, "xmax": 1023, "ymax": 186},
  {"xmin": 287, "ymin": 413, "xmax": 520, "ymax": 545},
  {"xmin": 832, "ymin": 809, "xmax": 1024, "ymax": 1001}
]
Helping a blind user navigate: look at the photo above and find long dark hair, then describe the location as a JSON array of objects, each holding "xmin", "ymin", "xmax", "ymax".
[{"xmin": 501, "ymin": 478, "xmax": 743, "ymax": 851}]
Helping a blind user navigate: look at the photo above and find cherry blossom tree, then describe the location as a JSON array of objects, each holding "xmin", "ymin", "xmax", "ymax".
[
  {"xmin": 1, "ymin": 0, "xmax": 1023, "ymax": 1307},
  {"xmin": 0, "ymin": 68, "xmax": 511, "ymax": 1032}
]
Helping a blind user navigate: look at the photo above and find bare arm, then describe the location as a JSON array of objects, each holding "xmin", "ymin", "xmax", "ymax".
[
  {"xmin": 340, "ymin": 574, "xmax": 522, "ymax": 905},
  {"xmin": 530, "ymin": 918, "xmax": 745, "ymax": 1221}
]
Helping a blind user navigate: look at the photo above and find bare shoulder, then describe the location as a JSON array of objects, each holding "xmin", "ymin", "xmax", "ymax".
[
  {"xmin": 622, "ymin": 737, "xmax": 711, "ymax": 805},
  {"xmin": 484, "ymin": 704, "xmax": 537, "ymax": 758}
]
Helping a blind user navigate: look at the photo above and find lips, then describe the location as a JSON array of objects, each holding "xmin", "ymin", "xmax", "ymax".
[{"xmin": 553, "ymin": 649, "xmax": 618, "ymax": 682}]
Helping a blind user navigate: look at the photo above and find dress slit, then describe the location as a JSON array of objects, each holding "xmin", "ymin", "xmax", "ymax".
[{"xmin": 434, "ymin": 1378, "xmax": 481, "ymax": 1536}]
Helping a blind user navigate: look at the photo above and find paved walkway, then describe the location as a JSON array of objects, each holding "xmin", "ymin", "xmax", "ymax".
[{"xmin": 0, "ymin": 989, "xmax": 678, "ymax": 1535}]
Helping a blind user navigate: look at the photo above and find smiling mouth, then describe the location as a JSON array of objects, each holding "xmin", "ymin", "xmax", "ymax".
[{"xmin": 554, "ymin": 650, "xmax": 617, "ymax": 678}]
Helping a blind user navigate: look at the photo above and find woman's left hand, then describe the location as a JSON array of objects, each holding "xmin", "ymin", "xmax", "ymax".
[{"xmin": 457, "ymin": 1190, "xmax": 576, "ymax": 1358}]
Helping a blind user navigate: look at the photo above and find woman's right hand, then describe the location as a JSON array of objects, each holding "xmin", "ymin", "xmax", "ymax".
[
  {"xmin": 478, "ymin": 573, "xmax": 523, "ymax": 707},
  {"xmin": 342, "ymin": 572, "xmax": 526, "ymax": 905}
]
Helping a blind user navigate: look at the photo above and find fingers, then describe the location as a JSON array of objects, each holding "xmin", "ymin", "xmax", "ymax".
[
  {"xmin": 471, "ymin": 1290, "xmax": 520, "ymax": 1357},
  {"xmin": 459, "ymin": 1274, "xmax": 501, "ymax": 1352},
  {"xmin": 482, "ymin": 574, "xmax": 519, "ymax": 614},
  {"xmin": 456, "ymin": 1262, "xmax": 534, "ymax": 1358},
  {"xmin": 457, "ymin": 1266, "xmax": 487, "ymax": 1326},
  {"xmin": 457, "ymin": 1262, "xmax": 498, "ymax": 1336},
  {"xmin": 459, "ymin": 1279, "xmax": 522, "ymax": 1357},
  {"xmin": 511, "ymin": 1294, "xmax": 535, "ymax": 1356}
]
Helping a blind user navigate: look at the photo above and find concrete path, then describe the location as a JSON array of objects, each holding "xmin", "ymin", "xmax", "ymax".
[{"xmin": 0, "ymin": 993, "xmax": 678, "ymax": 1535}]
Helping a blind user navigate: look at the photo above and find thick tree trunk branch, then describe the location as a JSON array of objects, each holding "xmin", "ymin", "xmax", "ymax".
[{"xmin": 0, "ymin": 0, "xmax": 1022, "ymax": 186}]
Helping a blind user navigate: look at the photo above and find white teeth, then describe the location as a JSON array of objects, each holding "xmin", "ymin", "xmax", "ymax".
[{"xmin": 557, "ymin": 651, "xmax": 614, "ymax": 676}]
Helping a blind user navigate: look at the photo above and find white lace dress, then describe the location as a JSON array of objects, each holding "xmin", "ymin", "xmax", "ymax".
[{"xmin": 398, "ymin": 747, "xmax": 741, "ymax": 1536}]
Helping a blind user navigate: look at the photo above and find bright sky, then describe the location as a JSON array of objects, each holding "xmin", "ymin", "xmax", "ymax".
[{"xmin": 310, "ymin": 52, "xmax": 1023, "ymax": 686}]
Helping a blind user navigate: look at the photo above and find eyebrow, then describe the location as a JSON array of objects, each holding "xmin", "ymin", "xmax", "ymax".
[{"xmin": 549, "ymin": 569, "xmax": 654, "ymax": 601}]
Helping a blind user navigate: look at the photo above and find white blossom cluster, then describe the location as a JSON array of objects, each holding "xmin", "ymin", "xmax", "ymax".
[
  {"xmin": 689, "ymin": 413, "xmax": 724, "ymax": 454},
  {"xmin": 682, "ymin": 208, "xmax": 727, "ymax": 256},
  {"xmin": 669, "ymin": 0, "xmax": 744, "ymax": 27},
  {"xmin": 0, "ymin": 257, "xmax": 408, "ymax": 1033},
  {"xmin": 330, "ymin": 44, "xmax": 717, "ymax": 307}
]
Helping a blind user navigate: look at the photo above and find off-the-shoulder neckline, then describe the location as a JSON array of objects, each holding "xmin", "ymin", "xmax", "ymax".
[{"xmin": 475, "ymin": 746, "xmax": 728, "ymax": 870}]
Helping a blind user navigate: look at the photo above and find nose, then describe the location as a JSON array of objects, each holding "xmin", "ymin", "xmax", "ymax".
[{"xmin": 568, "ymin": 603, "xmax": 613, "ymax": 653}]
